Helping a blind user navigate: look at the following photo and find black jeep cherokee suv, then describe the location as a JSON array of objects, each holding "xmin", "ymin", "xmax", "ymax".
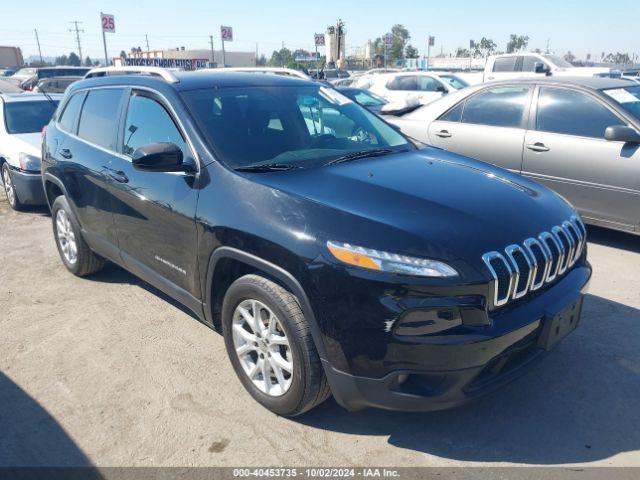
[{"xmin": 42, "ymin": 69, "xmax": 591, "ymax": 416}]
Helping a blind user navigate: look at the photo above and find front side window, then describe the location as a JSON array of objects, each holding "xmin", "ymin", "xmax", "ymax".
[
  {"xmin": 461, "ymin": 86, "xmax": 530, "ymax": 128},
  {"xmin": 439, "ymin": 75, "xmax": 469, "ymax": 90},
  {"xmin": 182, "ymin": 85, "xmax": 411, "ymax": 170},
  {"xmin": 58, "ymin": 92, "xmax": 84, "ymax": 133},
  {"xmin": 603, "ymin": 86, "xmax": 640, "ymax": 120},
  {"xmin": 123, "ymin": 94, "xmax": 188, "ymax": 158},
  {"xmin": 3, "ymin": 100, "xmax": 59, "ymax": 134},
  {"xmin": 348, "ymin": 90, "xmax": 386, "ymax": 107},
  {"xmin": 521, "ymin": 56, "xmax": 546, "ymax": 72},
  {"xmin": 416, "ymin": 76, "xmax": 444, "ymax": 92},
  {"xmin": 536, "ymin": 87, "xmax": 625, "ymax": 138},
  {"xmin": 387, "ymin": 76, "xmax": 417, "ymax": 91},
  {"xmin": 492, "ymin": 57, "xmax": 517, "ymax": 72},
  {"xmin": 77, "ymin": 89, "xmax": 124, "ymax": 150},
  {"xmin": 542, "ymin": 54, "xmax": 573, "ymax": 68}
]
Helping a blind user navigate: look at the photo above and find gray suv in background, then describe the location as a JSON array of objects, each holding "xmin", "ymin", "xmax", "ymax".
[{"xmin": 389, "ymin": 77, "xmax": 640, "ymax": 235}]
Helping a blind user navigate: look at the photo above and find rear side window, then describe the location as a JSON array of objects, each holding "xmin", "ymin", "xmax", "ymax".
[
  {"xmin": 387, "ymin": 76, "xmax": 417, "ymax": 91},
  {"xmin": 77, "ymin": 89, "xmax": 123, "ymax": 150},
  {"xmin": 461, "ymin": 87, "xmax": 530, "ymax": 128},
  {"xmin": 439, "ymin": 103, "xmax": 464, "ymax": 122},
  {"xmin": 536, "ymin": 87, "xmax": 625, "ymax": 139},
  {"xmin": 492, "ymin": 57, "xmax": 517, "ymax": 72},
  {"xmin": 58, "ymin": 92, "xmax": 84, "ymax": 133}
]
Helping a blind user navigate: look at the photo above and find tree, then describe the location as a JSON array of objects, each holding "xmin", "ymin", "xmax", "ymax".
[
  {"xmin": 478, "ymin": 37, "xmax": 497, "ymax": 57},
  {"xmin": 54, "ymin": 54, "xmax": 68, "ymax": 66},
  {"xmin": 68, "ymin": 52, "xmax": 81, "ymax": 66},
  {"xmin": 506, "ymin": 34, "xmax": 529, "ymax": 53},
  {"xmin": 256, "ymin": 54, "xmax": 267, "ymax": 66},
  {"xmin": 84, "ymin": 56, "xmax": 93, "ymax": 66},
  {"xmin": 372, "ymin": 24, "xmax": 412, "ymax": 64},
  {"xmin": 404, "ymin": 44, "xmax": 419, "ymax": 59},
  {"xmin": 564, "ymin": 51, "xmax": 576, "ymax": 64},
  {"xmin": 268, "ymin": 47, "xmax": 293, "ymax": 67},
  {"xmin": 455, "ymin": 47, "xmax": 470, "ymax": 58},
  {"xmin": 119, "ymin": 50, "xmax": 127, "ymax": 58}
]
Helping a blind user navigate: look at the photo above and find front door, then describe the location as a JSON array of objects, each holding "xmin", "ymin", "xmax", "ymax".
[
  {"xmin": 109, "ymin": 89, "xmax": 201, "ymax": 302},
  {"xmin": 522, "ymin": 86, "xmax": 640, "ymax": 230}
]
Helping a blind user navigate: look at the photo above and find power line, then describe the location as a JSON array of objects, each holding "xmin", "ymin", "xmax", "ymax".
[{"xmin": 68, "ymin": 21, "xmax": 85, "ymax": 60}]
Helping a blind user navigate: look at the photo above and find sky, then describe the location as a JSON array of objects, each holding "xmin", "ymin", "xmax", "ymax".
[{"xmin": 1, "ymin": 0, "xmax": 638, "ymax": 62}]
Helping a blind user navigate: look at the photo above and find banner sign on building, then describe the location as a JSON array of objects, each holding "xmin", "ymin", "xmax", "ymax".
[
  {"xmin": 101, "ymin": 13, "xmax": 115, "ymax": 33},
  {"xmin": 294, "ymin": 53, "xmax": 320, "ymax": 62},
  {"xmin": 221, "ymin": 26, "xmax": 233, "ymax": 42},
  {"xmin": 123, "ymin": 57, "xmax": 209, "ymax": 70}
]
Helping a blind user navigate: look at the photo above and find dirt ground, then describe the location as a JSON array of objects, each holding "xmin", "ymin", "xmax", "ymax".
[{"xmin": 1, "ymin": 195, "xmax": 639, "ymax": 468}]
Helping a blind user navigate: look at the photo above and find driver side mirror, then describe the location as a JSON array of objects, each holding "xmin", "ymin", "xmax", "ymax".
[
  {"xmin": 534, "ymin": 62, "xmax": 550, "ymax": 75},
  {"xmin": 605, "ymin": 125, "xmax": 640, "ymax": 144},
  {"xmin": 436, "ymin": 85, "xmax": 448, "ymax": 94},
  {"xmin": 131, "ymin": 142, "xmax": 189, "ymax": 172}
]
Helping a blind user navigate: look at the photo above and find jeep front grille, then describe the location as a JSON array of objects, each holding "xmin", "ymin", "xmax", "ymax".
[{"xmin": 482, "ymin": 215, "xmax": 586, "ymax": 308}]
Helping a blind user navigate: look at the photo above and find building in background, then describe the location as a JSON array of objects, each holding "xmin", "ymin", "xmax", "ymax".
[
  {"xmin": 325, "ymin": 21, "xmax": 346, "ymax": 66},
  {"xmin": 0, "ymin": 46, "xmax": 24, "ymax": 68},
  {"xmin": 114, "ymin": 47, "xmax": 255, "ymax": 69}
]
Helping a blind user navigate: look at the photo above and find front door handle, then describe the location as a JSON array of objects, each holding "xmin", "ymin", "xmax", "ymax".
[
  {"xmin": 435, "ymin": 129, "xmax": 452, "ymax": 138},
  {"xmin": 107, "ymin": 169, "xmax": 129, "ymax": 183},
  {"xmin": 526, "ymin": 142, "xmax": 550, "ymax": 152},
  {"xmin": 59, "ymin": 148, "xmax": 73, "ymax": 159}
]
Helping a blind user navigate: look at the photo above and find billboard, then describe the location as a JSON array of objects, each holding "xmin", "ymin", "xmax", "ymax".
[{"xmin": 122, "ymin": 57, "xmax": 209, "ymax": 70}]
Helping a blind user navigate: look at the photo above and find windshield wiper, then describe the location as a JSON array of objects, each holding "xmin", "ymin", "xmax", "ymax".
[
  {"xmin": 235, "ymin": 163, "xmax": 301, "ymax": 172},
  {"xmin": 324, "ymin": 148, "xmax": 397, "ymax": 166}
]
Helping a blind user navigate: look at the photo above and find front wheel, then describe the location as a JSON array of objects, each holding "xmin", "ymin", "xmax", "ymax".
[
  {"xmin": 2, "ymin": 163, "xmax": 24, "ymax": 211},
  {"xmin": 221, "ymin": 274, "xmax": 330, "ymax": 416}
]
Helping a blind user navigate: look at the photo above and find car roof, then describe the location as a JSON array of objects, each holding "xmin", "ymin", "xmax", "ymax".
[
  {"xmin": 485, "ymin": 76, "xmax": 635, "ymax": 90},
  {"xmin": 0, "ymin": 92, "xmax": 64, "ymax": 102}
]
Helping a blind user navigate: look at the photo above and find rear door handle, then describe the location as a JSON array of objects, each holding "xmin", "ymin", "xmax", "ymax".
[
  {"xmin": 435, "ymin": 130, "xmax": 452, "ymax": 138},
  {"xmin": 526, "ymin": 142, "xmax": 550, "ymax": 152},
  {"xmin": 107, "ymin": 169, "xmax": 129, "ymax": 183},
  {"xmin": 59, "ymin": 148, "xmax": 72, "ymax": 159}
]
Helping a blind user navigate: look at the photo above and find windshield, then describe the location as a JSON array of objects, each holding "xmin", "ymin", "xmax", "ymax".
[
  {"xmin": 182, "ymin": 85, "xmax": 411, "ymax": 170},
  {"xmin": 3, "ymin": 100, "xmax": 59, "ymax": 134},
  {"xmin": 439, "ymin": 75, "xmax": 469, "ymax": 90},
  {"xmin": 342, "ymin": 89, "xmax": 387, "ymax": 107},
  {"xmin": 603, "ymin": 86, "xmax": 640, "ymax": 119},
  {"xmin": 543, "ymin": 54, "xmax": 573, "ymax": 68}
]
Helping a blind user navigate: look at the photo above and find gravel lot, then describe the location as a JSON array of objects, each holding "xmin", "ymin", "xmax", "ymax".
[{"xmin": 1, "ymin": 194, "xmax": 639, "ymax": 468}]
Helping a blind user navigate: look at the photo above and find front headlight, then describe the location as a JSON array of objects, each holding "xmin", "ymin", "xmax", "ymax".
[
  {"xmin": 18, "ymin": 153, "xmax": 41, "ymax": 172},
  {"xmin": 327, "ymin": 241, "xmax": 458, "ymax": 278}
]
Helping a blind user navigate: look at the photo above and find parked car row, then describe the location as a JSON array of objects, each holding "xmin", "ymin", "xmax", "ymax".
[{"xmin": 0, "ymin": 66, "xmax": 595, "ymax": 417}]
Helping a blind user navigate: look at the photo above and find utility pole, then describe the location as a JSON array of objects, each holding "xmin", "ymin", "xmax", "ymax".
[
  {"xmin": 34, "ymin": 29, "xmax": 43, "ymax": 64},
  {"xmin": 145, "ymin": 34, "xmax": 150, "ymax": 56},
  {"xmin": 255, "ymin": 42, "xmax": 258, "ymax": 66},
  {"xmin": 69, "ymin": 21, "xmax": 84, "ymax": 62},
  {"xmin": 209, "ymin": 35, "xmax": 215, "ymax": 67},
  {"xmin": 546, "ymin": 38, "xmax": 550, "ymax": 54}
]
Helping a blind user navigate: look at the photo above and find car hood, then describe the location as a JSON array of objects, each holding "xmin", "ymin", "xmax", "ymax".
[
  {"xmin": 0, "ymin": 132, "xmax": 41, "ymax": 165},
  {"xmin": 12, "ymin": 133, "xmax": 42, "ymax": 153},
  {"xmin": 251, "ymin": 148, "xmax": 576, "ymax": 270}
]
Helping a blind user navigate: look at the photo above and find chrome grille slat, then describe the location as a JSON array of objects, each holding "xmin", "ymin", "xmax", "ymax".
[{"xmin": 483, "ymin": 216, "xmax": 587, "ymax": 309}]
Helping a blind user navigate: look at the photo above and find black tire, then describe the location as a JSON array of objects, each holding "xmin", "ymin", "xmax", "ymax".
[
  {"xmin": 2, "ymin": 163, "xmax": 24, "ymax": 211},
  {"xmin": 51, "ymin": 195, "xmax": 105, "ymax": 277},
  {"xmin": 222, "ymin": 274, "xmax": 330, "ymax": 416}
]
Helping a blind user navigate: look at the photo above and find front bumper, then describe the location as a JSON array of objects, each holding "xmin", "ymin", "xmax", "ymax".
[
  {"xmin": 7, "ymin": 168, "xmax": 46, "ymax": 205},
  {"xmin": 321, "ymin": 264, "xmax": 591, "ymax": 412}
]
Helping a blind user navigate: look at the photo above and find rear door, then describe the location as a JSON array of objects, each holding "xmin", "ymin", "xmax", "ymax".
[
  {"xmin": 427, "ymin": 85, "xmax": 532, "ymax": 172},
  {"xmin": 54, "ymin": 87, "xmax": 125, "ymax": 259},
  {"xmin": 108, "ymin": 89, "xmax": 201, "ymax": 301},
  {"xmin": 522, "ymin": 86, "xmax": 640, "ymax": 230}
]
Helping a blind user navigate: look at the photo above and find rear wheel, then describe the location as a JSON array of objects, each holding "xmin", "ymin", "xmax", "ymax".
[
  {"xmin": 222, "ymin": 274, "xmax": 330, "ymax": 416},
  {"xmin": 51, "ymin": 195, "xmax": 105, "ymax": 276},
  {"xmin": 2, "ymin": 163, "xmax": 24, "ymax": 211}
]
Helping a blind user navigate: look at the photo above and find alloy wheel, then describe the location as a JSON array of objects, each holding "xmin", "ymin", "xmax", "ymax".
[
  {"xmin": 232, "ymin": 299, "xmax": 293, "ymax": 396},
  {"xmin": 3, "ymin": 166, "xmax": 16, "ymax": 207},
  {"xmin": 56, "ymin": 209, "xmax": 78, "ymax": 265}
]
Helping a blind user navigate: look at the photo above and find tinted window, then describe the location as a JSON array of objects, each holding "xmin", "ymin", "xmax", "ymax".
[
  {"xmin": 439, "ymin": 75, "xmax": 469, "ymax": 90},
  {"xmin": 182, "ymin": 85, "xmax": 411, "ymax": 169},
  {"xmin": 77, "ymin": 89, "xmax": 123, "ymax": 150},
  {"xmin": 461, "ymin": 87, "xmax": 530, "ymax": 127},
  {"xmin": 439, "ymin": 103, "xmax": 464, "ymax": 122},
  {"xmin": 3, "ymin": 100, "xmax": 58, "ymax": 134},
  {"xmin": 123, "ymin": 94, "xmax": 188, "ymax": 157},
  {"xmin": 536, "ymin": 88, "xmax": 625, "ymax": 138},
  {"xmin": 416, "ymin": 76, "xmax": 444, "ymax": 92},
  {"xmin": 58, "ymin": 93, "xmax": 84, "ymax": 133},
  {"xmin": 387, "ymin": 76, "xmax": 417, "ymax": 91},
  {"xmin": 493, "ymin": 57, "xmax": 518, "ymax": 72},
  {"xmin": 521, "ymin": 56, "xmax": 543, "ymax": 72}
]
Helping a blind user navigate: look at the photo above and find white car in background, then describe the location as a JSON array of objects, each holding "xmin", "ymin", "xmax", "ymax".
[
  {"xmin": 484, "ymin": 53, "xmax": 612, "ymax": 82},
  {"xmin": 0, "ymin": 93, "xmax": 61, "ymax": 210},
  {"xmin": 357, "ymin": 71, "xmax": 465, "ymax": 106}
]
